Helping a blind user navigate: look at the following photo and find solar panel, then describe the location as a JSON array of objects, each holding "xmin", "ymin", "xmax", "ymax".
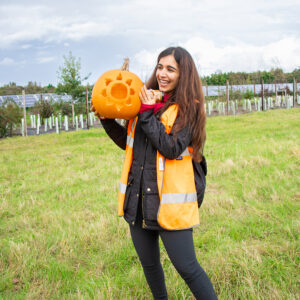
[{"xmin": 0, "ymin": 93, "xmax": 73, "ymax": 107}]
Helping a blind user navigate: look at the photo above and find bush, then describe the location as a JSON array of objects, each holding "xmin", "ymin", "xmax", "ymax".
[
  {"xmin": 0, "ymin": 98, "xmax": 23, "ymax": 137},
  {"xmin": 61, "ymin": 102, "xmax": 72, "ymax": 116},
  {"xmin": 32, "ymin": 100, "xmax": 54, "ymax": 122},
  {"xmin": 242, "ymin": 89, "xmax": 254, "ymax": 99}
]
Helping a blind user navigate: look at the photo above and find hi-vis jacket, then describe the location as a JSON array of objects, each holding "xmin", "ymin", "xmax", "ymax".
[{"xmin": 118, "ymin": 104, "xmax": 200, "ymax": 230}]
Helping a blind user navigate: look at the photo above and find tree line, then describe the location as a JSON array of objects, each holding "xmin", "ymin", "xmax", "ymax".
[
  {"xmin": 202, "ymin": 68, "xmax": 300, "ymax": 86},
  {"xmin": 1, "ymin": 61, "xmax": 300, "ymax": 97}
]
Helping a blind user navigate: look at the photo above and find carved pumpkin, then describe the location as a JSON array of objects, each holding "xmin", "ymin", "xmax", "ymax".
[{"xmin": 91, "ymin": 70, "xmax": 143, "ymax": 120}]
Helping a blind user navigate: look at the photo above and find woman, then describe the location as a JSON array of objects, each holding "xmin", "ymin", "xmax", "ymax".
[{"xmin": 95, "ymin": 47, "xmax": 217, "ymax": 299}]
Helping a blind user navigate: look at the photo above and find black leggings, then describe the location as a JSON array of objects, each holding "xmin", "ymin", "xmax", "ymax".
[{"xmin": 129, "ymin": 223, "xmax": 218, "ymax": 300}]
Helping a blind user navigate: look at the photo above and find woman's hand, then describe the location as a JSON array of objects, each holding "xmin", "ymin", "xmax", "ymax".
[
  {"xmin": 139, "ymin": 85, "xmax": 156, "ymax": 105},
  {"xmin": 91, "ymin": 104, "xmax": 106, "ymax": 120}
]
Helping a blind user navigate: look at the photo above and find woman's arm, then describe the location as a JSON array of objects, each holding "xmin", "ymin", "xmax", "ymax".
[
  {"xmin": 138, "ymin": 110, "xmax": 192, "ymax": 159},
  {"xmin": 100, "ymin": 119, "xmax": 127, "ymax": 150}
]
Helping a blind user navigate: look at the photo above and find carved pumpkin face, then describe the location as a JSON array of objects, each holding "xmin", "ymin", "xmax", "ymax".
[{"xmin": 91, "ymin": 70, "xmax": 143, "ymax": 120}]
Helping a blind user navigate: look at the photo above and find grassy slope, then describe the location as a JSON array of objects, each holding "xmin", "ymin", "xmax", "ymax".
[{"xmin": 0, "ymin": 109, "xmax": 299, "ymax": 299}]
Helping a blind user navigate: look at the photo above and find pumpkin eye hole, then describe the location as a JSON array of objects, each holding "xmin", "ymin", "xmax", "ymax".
[
  {"xmin": 130, "ymin": 88, "xmax": 135, "ymax": 95},
  {"xmin": 116, "ymin": 73, "xmax": 122, "ymax": 80},
  {"xmin": 126, "ymin": 79, "xmax": 132, "ymax": 86},
  {"xmin": 105, "ymin": 78, "xmax": 112, "ymax": 86},
  {"xmin": 111, "ymin": 83, "xmax": 127, "ymax": 99}
]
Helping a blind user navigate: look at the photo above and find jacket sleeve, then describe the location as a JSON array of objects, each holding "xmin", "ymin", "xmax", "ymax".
[
  {"xmin": 138, "ymin": 110, "xmax": 192, "ymax": 159},
  {"xmin": 100, "ymin": 119, "xmax": 127, "ymax": 150}
]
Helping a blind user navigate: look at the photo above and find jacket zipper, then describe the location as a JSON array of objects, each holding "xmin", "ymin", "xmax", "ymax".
[
  {"xmin": 142, "ymin": 193, "xmax": 146, "ymax": 228},
  {"xmin": 141, "ymin": 137, "xmax": 148, "ymax": 229}
]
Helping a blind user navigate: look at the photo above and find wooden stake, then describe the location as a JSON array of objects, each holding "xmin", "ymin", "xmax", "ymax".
[
  {"xmin": 261, "ymin": 79, "xmax": 264, "ymax": 111},
  {"xmin": 72, "ymin": 99, "xmax": 75, "ymax": 128},
  {"xmin": 296, "ymin": 79, "xmax": 298, "ymax": 105},
  {"xmin": 86, "ymin": 87, "xmax": 89, "ymax": 129},
  {"xmin": 22, "ymin": 90, "xmax": 27, "ymax": 136}
]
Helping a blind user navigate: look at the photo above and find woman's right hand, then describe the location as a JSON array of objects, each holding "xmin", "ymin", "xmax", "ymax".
[{"xmin": 91, "ymin": 104, "xmax": 106, "ymax": 120}]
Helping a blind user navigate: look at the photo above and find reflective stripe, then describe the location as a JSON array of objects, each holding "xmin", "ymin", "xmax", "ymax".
[
  {"xmin": 180, "ymin": 148, "xmax": 190, "ymax": 157},
  {"xmin": 161, "ymin": 192, "xmax": 197, "ymax": 204},
  {"xmin": 127, "ymin": 135, "xmax": 134, "ymax": 148},
  {"xmin": 130, "ymin": 117, "xmax": 137, "ymax": 133},
  {"xmin": 126, "ymin": 117, "xmax": 137, "ymax": 148},
  {"xmin": 119, "ymin": 182, "xmax": 127, "ymax": 194}
]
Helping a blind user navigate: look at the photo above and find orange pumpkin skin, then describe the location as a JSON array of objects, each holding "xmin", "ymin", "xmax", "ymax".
[{"xmin": 91, "ymin": 70, "xmax": 143, "ymax": 120}]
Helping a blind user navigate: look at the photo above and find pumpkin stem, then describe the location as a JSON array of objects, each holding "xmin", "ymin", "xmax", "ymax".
[{"xmin": 121, "ymin": 57, "xmax": 130, "ymax": 71}]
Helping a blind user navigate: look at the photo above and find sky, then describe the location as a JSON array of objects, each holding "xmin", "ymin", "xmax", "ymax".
[{"xmin": 0, "ymin": 0, "xmax": 299, "ymax": 87}]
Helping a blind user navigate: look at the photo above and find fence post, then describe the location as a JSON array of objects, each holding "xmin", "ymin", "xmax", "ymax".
[
  {"xmin": 253, "ymin": 83, "xmax": 255, "ymax": 96},
  {"xmin": 296, "ymin": 79, "xmax": 298, "ymax": 105},
  {"xmin": 72, "ymin": 99, "xmax": 75, "ymax": 128},
  {"xmin": 226, "ymin": 80, "xmax": 229, "ymax": 115},
  {"xmin": 86, "ymin": 87, "xmax": 89, "ymax": 130},
  {"xmin": 261, "ymin": 79, "xmax": 264, "ymax": 111},
  {"xmin": 22, "ymin": 90, "xmax": 27, "ymax": 136}
]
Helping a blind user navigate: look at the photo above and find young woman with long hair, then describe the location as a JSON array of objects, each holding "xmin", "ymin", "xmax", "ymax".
[{"xmin": 96, "ymin": 47, "xmax": 218, "ymax": 299}]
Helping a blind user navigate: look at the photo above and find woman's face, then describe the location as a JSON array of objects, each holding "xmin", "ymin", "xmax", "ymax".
[{"xmin": 156, "ymin": 55, "xmax": 180, "ymax": 93}]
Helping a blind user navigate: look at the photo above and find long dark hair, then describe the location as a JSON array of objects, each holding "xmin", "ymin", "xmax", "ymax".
[{"xmin": 146, "ymin": 47, "xmax": 206, "ymax": 161}]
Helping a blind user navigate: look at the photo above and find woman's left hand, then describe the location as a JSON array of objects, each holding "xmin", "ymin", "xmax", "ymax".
[{"xmin": 139, "ymin": 85, "xmax": 156, "ymax": 105}]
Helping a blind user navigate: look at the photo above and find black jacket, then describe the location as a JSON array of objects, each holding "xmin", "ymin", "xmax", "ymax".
[{"xmin": 101, "ymin": 109, "xmax": 207, "ymax": 230}]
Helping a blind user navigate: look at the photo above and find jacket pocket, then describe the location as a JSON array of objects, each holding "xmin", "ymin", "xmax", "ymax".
[{"xmin": 143, "ymin": 185, "xmax": 160, "ymax": 221}]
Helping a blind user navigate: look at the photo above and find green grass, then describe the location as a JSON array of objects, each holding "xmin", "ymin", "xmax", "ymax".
[{"xmin": 1, "ymin": 109, "xmax": 299, "ymax": 299}]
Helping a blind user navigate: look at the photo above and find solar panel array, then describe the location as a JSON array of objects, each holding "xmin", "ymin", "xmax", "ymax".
[{"xmin": 0, "ymin": 93, "xmax": 73, "ymax": 108}]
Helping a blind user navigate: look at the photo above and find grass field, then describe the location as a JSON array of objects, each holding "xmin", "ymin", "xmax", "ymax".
[{"xmin": 0, "ymin": 109, "xmax": 299, "ymax": 299}]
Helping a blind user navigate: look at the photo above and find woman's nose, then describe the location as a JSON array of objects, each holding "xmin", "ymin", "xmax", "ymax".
[{"xmin": 159, "ymin": 68, "xmax": 167, "ymax": 77}]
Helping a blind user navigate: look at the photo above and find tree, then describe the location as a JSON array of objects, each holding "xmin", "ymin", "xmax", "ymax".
[
  {"xmin": 0, "ymin": 98, "xmax": 22, "ymax": 137},
  {"xmin": 56, "ymin": 51, "xmax": 90, "ymax": 102},
  {"xmin": 56, "ymin": 52, "xmax": 90, "ymax": 126},
  {"xmin": 270, "ymin": 68, "xmax": 286, "ymax": 83}
]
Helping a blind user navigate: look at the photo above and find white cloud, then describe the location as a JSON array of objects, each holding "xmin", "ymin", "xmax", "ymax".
[
  {"xmin": 0, "ymin": 0, "xmax": 299, "ymax": 48},
  {"xmin": 0, "ymin": 57, "xmax": 15, "ymax": 65},
  {"xmin": 0, "ymin": 0, "xmax": 299, "ymax": 84},
  {"xmin": 132, "ymin": 36, "xmax": 300, "ymax": 78},
  {"xmin": 0, "ymin": 4, "xmax": 112, "ymax": 48}
]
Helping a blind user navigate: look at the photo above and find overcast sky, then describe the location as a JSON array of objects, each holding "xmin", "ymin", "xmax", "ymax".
[{"xmin": 0, "ymin": 0, "xmax": 299, "ymax": 87}]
